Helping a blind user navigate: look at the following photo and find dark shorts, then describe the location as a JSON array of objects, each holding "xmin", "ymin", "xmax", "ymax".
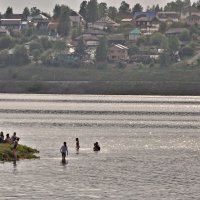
[{"xmin": 62, "ymin": 152, "xmax": 66, "ymax": 157}]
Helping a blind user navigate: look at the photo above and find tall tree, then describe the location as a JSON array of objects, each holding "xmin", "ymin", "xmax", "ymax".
[
  {"xmin": 132, "ymin": 3, "xmax": 143, "ymax": 14},
  {"xmin": 96, "ymin": 37, "xmax": 107, "ymax": 62},
  {"xmin": 57, "ymin": 6, "xmax": 71, "ymax": 37},
  {"xmin": 164, "ymin": 0, "xmax": 191, "ymax": 12},
  {"xmin": 87, "ymin": 0, "xmax": 99, "ymax": 23},
  {"xmin": 53, "ymin": 4, "xmax": 61, "ymax": 19},
  {"xmin": 22, "ymin": 7, "xmax": 30, "ymax": 20},
  {"xmin": 119, "ymin": 1, "xmax": 130, "ymax": 14},
  {"xmin": 79, "ymin": 1, "xmax": 88, "ymax": 21},
  {"xmin": 108, "ymin": 6, "xmax": 118, "ymax": 20},
  {"xmin": 146, "ymin": 4, "xmax": 162, "ymax": 12},
  {"xmin": 30, "ymin": 7, "xmax": 40, "ymax": 16},
  {"xmin": 4, "ymin": 7, "xmax": 13, "ymax": 19},
  {"xmin": 98, "ymin": 2, "xmax": 108, "ymax": 19}
]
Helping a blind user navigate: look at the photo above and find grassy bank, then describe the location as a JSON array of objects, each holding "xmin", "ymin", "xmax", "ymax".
[
  {"xmin": 0, "ymin": 63, "xmax": 200, "ymax": 95},
  {"xmin": 0, "ymin": 143, "xmax": 39, "ymax": 162}
]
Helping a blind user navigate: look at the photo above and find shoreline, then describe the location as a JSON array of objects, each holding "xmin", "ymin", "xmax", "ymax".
[{"xmin": 0, "ymin": 80, "xmax": 200, "ymax": 95}]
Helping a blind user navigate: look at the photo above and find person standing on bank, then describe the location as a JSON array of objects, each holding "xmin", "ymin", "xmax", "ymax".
[
  {"xmin": 60, "ymin": 142, "xmax": 68, "ymax": 161},
  {"xmin": 76, "ymin": 138, "xmax": 80, "ymax": 153}
]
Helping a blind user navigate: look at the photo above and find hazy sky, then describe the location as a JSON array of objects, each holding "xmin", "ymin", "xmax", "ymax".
[{"xmin": 0, "ymin": 0, "xmax": 196, "ymax": 14}]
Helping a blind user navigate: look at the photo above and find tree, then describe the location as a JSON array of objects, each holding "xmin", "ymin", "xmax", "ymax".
[
  {"xmin": 29, "ymin": 40, "xmax": 43, "ymax": 53},
  {"xmin": 159, "ymin": 51, "xmax": 170, "ymax": 67},
  {"xmin": 168, "ymin": 36, "xmax": 180, "ymax": 53},
  {"xmin": 30, "ymin": 7, "xmax": 40, "ymax": 16},
  {"xmin": 13, "ymin": 45, "xmax": 29, "ymax": 65},
  {"xmin": 57, "ymin": 6, "xmax": 71, "ymax": 37},
  {"xmin": 22, "ymin": 7, "xmax": 30, "ymax": 20},
  {"xmin": 87, "ymin": 0, "xmax": 98, "ymax": 23},
  {"xmin": 128, "ymin": 45, "xmax": 139, "ymax": 56},
  {"xmin": 164, "ymin": 0, "xmax": 191, "ymax": 12},
  {"xmin": 159, "ymin": 22, "xmax": 167, "ymax": 33},
  {"xmin": 75, "ymin": 38, "xmax": 87, "ymax": 59},
  {"xmin": 98, "ymin": 2, "xmax": 108, "ymax": 19},
  {"xmin": 40, "ymin": 37, "xmax": 52, "ymax": 50},
  {"xmin": 0, "ymin": 50, "xmax": 10, "ymax": 66},
  {"xmin": 119, "ymin": 1, "xmax": 130, "ymax": 14},
  {"xmin": 150, "ymin": 32, "xmax": 166, "ymax": 46},
  {"xmin": 0, "ymin": 36, "xmax": 12, "ymax": 50},
  {"xmin": 79, "ymin": 1, "xmax": 88, "ymax": 21},
  {"xmin": 4, "ymin": 7, "xmax": 13, "ymax": 19},
  {"xmin": 53, "ymin": 40, "xmax": 66, "ymax": 51},
  {"xmin": 146, "ymin": 4, "xmax": 162, "ymax": 12},
  {"xmin": 132, "ymin": 3, "xmax": 143, "ymax": 14},
  {"xmin": 32, "ymin": 49, "xmax": 41, "ymax": 64},
  {"xmin": 108, "ymin": 6, "xmax": 118, "ymax": 20},
  {"xmin": 179, "ymin": 30, "xmax": 190, "ymax": 41},
  {"xmin": 96, "ymin": 36, "xmax": 107, "ymax": 62},
  {"xmin": 53, "ymin": 4, "xmax": 61, "ymax": 19}
]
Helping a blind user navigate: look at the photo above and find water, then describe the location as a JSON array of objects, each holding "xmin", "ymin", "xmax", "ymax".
[{"xmin": 0, "ymin": 94, "xmax": 200, "ymax": 200}]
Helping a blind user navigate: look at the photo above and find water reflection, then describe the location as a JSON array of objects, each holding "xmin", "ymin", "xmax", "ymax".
[
  {"xmin": 60, "ymin": 159, "xmax": 68, "ymax": 167},
  {"xmin": 12, "ymin": 160, "xmax": 17, "ymax": 173}
]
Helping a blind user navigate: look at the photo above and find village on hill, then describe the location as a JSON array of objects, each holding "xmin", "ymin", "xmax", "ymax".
[{"xmin": 0, "ymin": 0, "xmax": 200, "ymax": 68}]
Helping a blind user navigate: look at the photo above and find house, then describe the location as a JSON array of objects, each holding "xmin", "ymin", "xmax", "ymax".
[
  {"xmin": 90, "ymin": 16, "xmax": 120, "ymax": 30},
  {"xmin": 134, "ymin": 12, "xmax": 157, "ymax": 20},
  {"xmin": 135, "ymin": 16, "xmax": 159, "ymax": 34},
  {"xmin": 70, "ymin": 10, "xmax": 85, "ymax": 28},
  {"xmin": 157, "ymin": 12, "xmax": 180, "ymax": 23},
  {"xmin": 0, "ymin": 19, "xmax": 22, "ymax": 30},
  {"xmin": 10, "ymin": 14, "xmax": 23, "ymax": 20},
  {"xmin": 107, "ymin": 34, "xmax": 126, "ymax": 45},
  {"xmin": 186, "ymin": 14, "xmax": 200, "ymax": 26},
  {"xmin": 107, "ymin": 44, "xmax": 129, "ymax": 62},
  {"xmin": 83, "ymin": 29, "xmax": 107, "ymax": 38},
  {"xmin": 165, "ymin": 28, "xmax": 189, "ymax": 37},
  {"xmin": 181, "ymin": 6, "xmax": 200, "ymax": 19},
  {"xmin": 121, "ymin": 18, "xmax": 134, "ymax": 26},
  {"xmin": 74, "ymin": 35, "xmax": 99, "ymax": 47},
  {"xmin": 27, "ymin": 14, "xmax": 49, "ymax": 29},
  {"xmin": 129, "ymin": 28, "xmax": 141, "ymax": 41}
]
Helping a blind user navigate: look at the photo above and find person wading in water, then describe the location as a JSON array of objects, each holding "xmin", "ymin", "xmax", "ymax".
[
  {"xmin": 13, "ymin": 138, "xmax": 20, "ymax": 161},
  {"xmin": 60, "ymin": 142, "xmax": 68, "ymax": 162}
]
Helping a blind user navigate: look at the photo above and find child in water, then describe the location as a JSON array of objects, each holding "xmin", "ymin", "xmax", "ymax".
[
  {"xmin": 76, "ymin": 138, "xmax": 80, "ymax": 153},
  {"xmin": 93, "ymin": 142, "xmax": 100, "ymax": 151}
]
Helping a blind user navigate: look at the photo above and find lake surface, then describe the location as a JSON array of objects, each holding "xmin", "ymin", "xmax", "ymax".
[{"xmin": 0, "ymin": 94, "xmax": 200, "ymax": 200}]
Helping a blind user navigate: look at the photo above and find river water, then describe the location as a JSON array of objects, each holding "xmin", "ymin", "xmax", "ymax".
[{"xmin": 0, "ymin": 94, "xmax": 200, "ymax": 200}]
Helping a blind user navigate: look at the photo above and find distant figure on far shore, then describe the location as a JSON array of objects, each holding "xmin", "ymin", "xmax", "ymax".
[
  {"xmin": 5, "ymin": 134, "xmax": 11, "ymax": 143},
  {"xmin": 76, "ymin": 138, "xmax": 80, "ymax": 153},
  {"xmin": 93, "ymin": 142, "xmax": 100, "ymax": 151},
  {"xmin": 11, "ymin": 132, "xmax": 17, "ymax": 142},
  {"xmin": 60, "ymin": 142, "xmax": 68, "ymax": 162},
  {"xmin": 0, "ymin": 132, "xmax": 4, "ymax": 143}
]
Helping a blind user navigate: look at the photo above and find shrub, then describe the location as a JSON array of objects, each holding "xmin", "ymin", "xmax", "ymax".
[{"xmin": 179, "ymin": 46, "xmax": 194, "ymax": 57}]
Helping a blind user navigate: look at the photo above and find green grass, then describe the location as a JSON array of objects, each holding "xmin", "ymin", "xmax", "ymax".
[{"xmin": 0, "ymin": 143, "xmax": 39, "ymax": 162}]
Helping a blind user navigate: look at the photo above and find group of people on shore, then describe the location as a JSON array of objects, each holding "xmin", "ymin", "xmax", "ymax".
[
  {"xmin": 0, "ymin": 131, "xmax": 20, "ymax": 160},
  {"xmin": 60, "ymin": 138, "xmax": 101, "ymax": 162}
]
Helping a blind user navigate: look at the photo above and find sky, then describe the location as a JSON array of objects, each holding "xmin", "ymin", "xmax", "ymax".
[{"xmin": 0, "ymin": 0, "xmax": 197, "ymax": 14}]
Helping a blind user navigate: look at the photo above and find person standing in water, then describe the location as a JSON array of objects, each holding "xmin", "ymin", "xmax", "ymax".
[
  {"xmin": 13, "ymin": 138, "xmax": 20, "ymax": 161},
  {"xmin": 76, "ymin": 138, "xmax": 80, "ymax": 153},
  {"xmin": 60, "ymin": 142, "xmax": 68, "ymax": 162},
  {"xmin": 93, "ymin": 142, "xmax": 100, "ymax": 151}
]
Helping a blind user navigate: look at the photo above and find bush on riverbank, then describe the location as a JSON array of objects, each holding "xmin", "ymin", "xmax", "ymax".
[{"xmin": 0, "ymin": 143, "xmax": 39, "ymax": 162}]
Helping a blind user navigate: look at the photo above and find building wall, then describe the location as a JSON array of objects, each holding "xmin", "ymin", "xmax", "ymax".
[{"xmin": 107, "ymin": 46, "xmax": 128, "ymax": 61}]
